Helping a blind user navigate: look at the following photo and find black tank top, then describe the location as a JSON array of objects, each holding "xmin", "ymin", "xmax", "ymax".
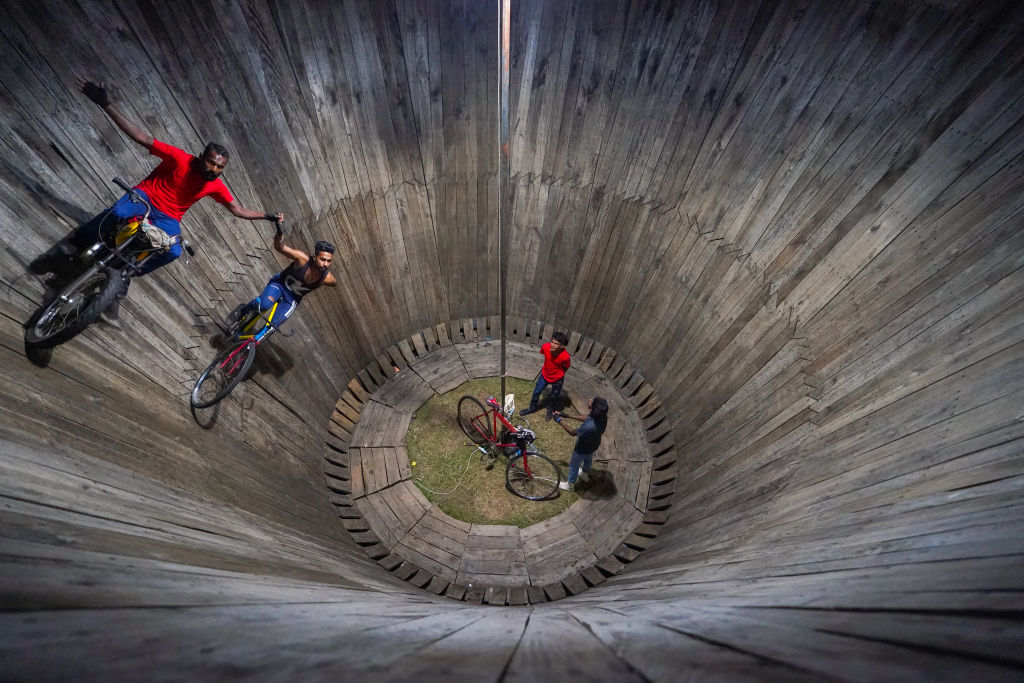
[{"xmin": 276, "ymin": 259, "xmax": 327, "ymax": 300}]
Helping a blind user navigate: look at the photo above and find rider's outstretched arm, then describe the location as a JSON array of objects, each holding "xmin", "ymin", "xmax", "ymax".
[
  {"xmin": 273, "ymin": 229, "xmax": 309, "ymax": 264},
  {"xmin": 226, "ymin": 202, "xmax": 284, "ymax": 222},
  {"xmin": 77, "ymin": 76, "xmax": 154, "ymax": 149}
]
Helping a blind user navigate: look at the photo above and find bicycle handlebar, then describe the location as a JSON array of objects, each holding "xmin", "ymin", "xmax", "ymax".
[{"xmin": 112, "ymin": 177, "xmax": 152, "ymax": 218}]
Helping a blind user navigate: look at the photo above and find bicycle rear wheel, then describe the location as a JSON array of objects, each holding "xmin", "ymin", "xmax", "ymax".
[
  {"xmin": 191, "ymin": 340, "xmax": 255, "ymax": 408},
  {"xmin": 506, "ymin": 451, "xmax": 560, "ymax": 500},
  {"xmin": 457, "ymin": 395, "xmax": 491, "ymax": 445}
]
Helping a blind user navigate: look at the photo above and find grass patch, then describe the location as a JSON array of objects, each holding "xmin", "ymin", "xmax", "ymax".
[{"xmin": 406, "ymin": 377, "xmax": 579, "ymax": 527}]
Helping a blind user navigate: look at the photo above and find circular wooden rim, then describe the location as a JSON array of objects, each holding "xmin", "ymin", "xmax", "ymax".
[{"xmin": 323, "ymin": 318, "xmax": 677, "ymax": 604}]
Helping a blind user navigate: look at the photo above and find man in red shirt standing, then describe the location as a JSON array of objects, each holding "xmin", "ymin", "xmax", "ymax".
[
  {"xmin": 520, "ymin": 331, "xmax": 571, "ymax": 420},
  {"xmin": 31, "ymin": 77, "xmax": 283, "ymax": 282}
]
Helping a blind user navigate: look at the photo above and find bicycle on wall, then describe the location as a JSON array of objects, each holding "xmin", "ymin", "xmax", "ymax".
[
  {"xmin": 457, "ymin": 395, "xmax": 562, "ymax": 500},
  {"xmin": 24, "ymin": 178, "xmax": 194, "ymax": 349},
  {"xmin": 190, "ymin": 298, "xmax": 293, "ymax": 409}
]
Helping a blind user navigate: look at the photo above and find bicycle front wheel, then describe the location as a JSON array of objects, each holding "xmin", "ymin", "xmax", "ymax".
[
  {"xmin": 457, "ymin": 395, "xmax": 491, "ymax": 445},
  {"xmin": 191, "ymin": 340, "xmax": 255, "ymax": 408},
  {"xmin": 25, "ymin": 267, "xmax": 122, "ymax": 348},
  {"xmin": 506, "ymin": 451, "xmax": 560, "ymax": 500}
]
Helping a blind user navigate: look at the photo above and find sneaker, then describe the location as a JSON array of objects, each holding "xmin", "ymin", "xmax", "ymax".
[
  {"xmin": 559, "ymin": 480, "xmax": 574, "ymax": 491},
  {"xmin": 578, "ymin": 471, "xmax": 590, "ymax": 484},
  {"xmin": 519, "ymin": 407, "xmax": 536, "ymax": 416},
  {"xmin": 223, "ymin": 303, "xmax": 252, "ymax": 335},
  {"xmin": 545, "ymin": 407, "xmax": 553, "ymax": 422}
]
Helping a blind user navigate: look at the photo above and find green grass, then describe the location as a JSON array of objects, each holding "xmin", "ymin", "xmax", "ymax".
[{"xmin": 406, "ymin": 377, "xmax": 579, "ymax": 527}]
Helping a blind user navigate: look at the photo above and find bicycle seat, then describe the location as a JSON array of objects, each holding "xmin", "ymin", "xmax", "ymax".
[{"xmin": 486, "ymin": 396, "xmax": 500, "ymax": 408}]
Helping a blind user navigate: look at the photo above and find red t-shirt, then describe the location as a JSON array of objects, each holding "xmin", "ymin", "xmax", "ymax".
[
  {"xmin": 134, "ymin": 139, "xmax": 233, "ymax": 220},
  {"xmin": 540, "ymin": 342, "xmax": 570, "ymax": 382}
]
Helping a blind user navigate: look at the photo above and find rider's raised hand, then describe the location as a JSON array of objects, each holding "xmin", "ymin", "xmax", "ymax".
[
  {"xmin": 265, "ymin": 213, "xmax": 286, "ymax": 236},
  {"xmin": 76, "ymin": 76, "xmax": 109, "ymax": 107}
]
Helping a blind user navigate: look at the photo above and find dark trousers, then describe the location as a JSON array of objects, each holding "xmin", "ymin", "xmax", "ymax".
[
  {"xmin": 69, "ymin": 190, "xmax": 181, "ymax": 276},
  {"xmin": 529, "ymin": 375, "xmax": 563, "ymax": 411}
]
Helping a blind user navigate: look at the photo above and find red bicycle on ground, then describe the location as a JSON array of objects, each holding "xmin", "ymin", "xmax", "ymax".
[{"xmin": 457, "ymin": 395, "xmax": 561, "ymax": 500}]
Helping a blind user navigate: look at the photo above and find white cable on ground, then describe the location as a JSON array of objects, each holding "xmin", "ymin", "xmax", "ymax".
[{"xmin": 412, "ymin": 444, "xmax": 488, "ymax": 497}]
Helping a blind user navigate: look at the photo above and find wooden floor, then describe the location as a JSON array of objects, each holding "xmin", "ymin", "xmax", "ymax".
[{"xmin": 322, "ymin": 333, "xmax": 671, "ymax": 603}]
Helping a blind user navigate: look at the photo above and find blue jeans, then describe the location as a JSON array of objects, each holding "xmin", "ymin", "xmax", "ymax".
[
  {"xmin": 567, "ymin": 448, "xmax": 593, "ymax": 485},
  {"xmin": 529, "ymin": 375, "xmax": 563, "ymax": 411},
  {"xmin": 70, "ymin": 190, "xmax": 181, "ymax": 275},
  {"xmin": 250, "ymin": 279, "xmax": 298, "ymax": 334}
]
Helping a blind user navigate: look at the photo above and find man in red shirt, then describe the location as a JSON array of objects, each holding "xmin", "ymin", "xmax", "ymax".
[
  {"xmin": 31, "ymin": 77, "xmax": 283, "ymax": 281},
  {"xmin": 520, "ymin": 331, "xmax": 571, "ymax": 420}
]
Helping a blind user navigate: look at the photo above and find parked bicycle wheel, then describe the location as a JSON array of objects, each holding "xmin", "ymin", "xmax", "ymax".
[
  {"xmin": 457, "ymin": 395, "xmax": 491, "ymax": 445},
  {"xmin": 506, "ymin": 451, "xmax": 560, "ymax": 500},
  {"xmin": 25, "ymin": 267, "xmax": 123, "ymax": 348},
  {"xmin": 191, "ymin": 340, "xmax": 256, "ymax": 408}
]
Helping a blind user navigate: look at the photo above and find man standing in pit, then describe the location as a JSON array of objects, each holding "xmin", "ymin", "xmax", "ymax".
[
  {"xmin": 554, "ymin": 396, "xmax": 609, "ymax": 491},
  {"xmin": 520, "ymin": 331, "xmax": 571, "ymax": 420}
]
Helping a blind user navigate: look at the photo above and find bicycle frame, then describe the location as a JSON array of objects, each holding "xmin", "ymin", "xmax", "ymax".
[
  {"xmin": 471, "ymin": 398, "xmax": 545, "ymax": 476},
  {"xmin": 237, "ymin": 299, "xmax": 281, "ymax": 343},
  {"xmin": 52, "ymin": 214, "xmax": 157, "ymax": 303},
  {"xmin": 216, "ymin": 299, "xmax": 282, "ymax": 373},
  {"xmin": 473, "ymin": 397, "xmax": 519, "ymax": 449}
]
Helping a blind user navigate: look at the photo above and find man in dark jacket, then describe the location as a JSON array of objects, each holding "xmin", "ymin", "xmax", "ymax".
[{"xmin": 553, "ymin": 396, "xmax": 608, "ymax": 491}]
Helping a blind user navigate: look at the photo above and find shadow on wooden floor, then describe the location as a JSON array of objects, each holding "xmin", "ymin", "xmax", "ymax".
[{"xmin": 577, "ymin": 467, "xmax": 618, "ymax": 500}]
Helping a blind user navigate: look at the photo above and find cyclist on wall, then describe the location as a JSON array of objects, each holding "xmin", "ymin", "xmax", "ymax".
[
  {"xmin": 223, "ymin": 224, "xmax": 337, "ymax": 334},
  {"xmin": 520, "ymin": 331, "xmax": 571, "ymax": 420},
  {"xmin": 31, "ymin": 76, "xmax": 283, "ymax": 282}
]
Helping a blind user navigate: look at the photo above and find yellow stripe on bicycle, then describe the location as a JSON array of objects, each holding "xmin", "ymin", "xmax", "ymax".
[{"xmin": 238, "ymin": 300, "xmax": 279, "ymax": 340}]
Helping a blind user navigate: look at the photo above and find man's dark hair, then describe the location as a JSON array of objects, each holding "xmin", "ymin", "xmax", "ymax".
[
  {"xmin": 590, "ymin": 396, "xmax": 609, "ymax": 421},
  {"xmin": 204, "ymin": 142, "xmax": 230, "ymax": 160},
  {"xmin": 314, "ymin": 240, "xmax": 335, "ymax": 255},
  {"xmin": 553, "ymin": 331, "xmax": 569, "ymax": 345}
]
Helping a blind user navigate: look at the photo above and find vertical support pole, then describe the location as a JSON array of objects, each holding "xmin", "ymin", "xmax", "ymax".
[{"xmin": 498, "ymin": 0, "xmax": 511, "ymax": 411}]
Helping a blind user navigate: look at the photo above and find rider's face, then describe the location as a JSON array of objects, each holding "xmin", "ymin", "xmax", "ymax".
[
  {"xmin": 315, "ymin": 251, "xmax": 333, "ymax": 270},
  {"xmin": 550, "ymin": 338, "xmax": 564, "ymax": 353},
  {"xmin": 197, "ymin": 151, "xmax": 228, "ymax": 181}
]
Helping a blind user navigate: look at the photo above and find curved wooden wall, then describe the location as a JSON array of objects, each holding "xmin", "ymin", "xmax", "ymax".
[{"xmin": 1, "ymin": 0, "xmax": 1022, "ymax": 678}]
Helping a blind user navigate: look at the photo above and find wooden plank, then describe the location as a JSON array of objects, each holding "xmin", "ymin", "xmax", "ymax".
[
  {"xmin": 370, "ymin": 370, "xmax": 436, "ymax": 413},
  {"xmin": 410, "ymin": 344, "xmax": 470, "ymax": 394},
  {"xmin": 456, "ymin": 340, "xmax": 501, "ymax": 379},
  {"xmin": 349, "ymin": 400, "xmax": 412, "ymax": 448}
]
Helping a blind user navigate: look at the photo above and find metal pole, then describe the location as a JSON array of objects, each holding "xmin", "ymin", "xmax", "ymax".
[{"xmin": 498, "ymin": 0, "xmax": 510, "ymax": 413}]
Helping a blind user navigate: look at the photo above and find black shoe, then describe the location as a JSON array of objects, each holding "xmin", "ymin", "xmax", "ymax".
[
  {"xmin": 28, "ymin": 240, "xmax": 77, "ymax": 275},
  {"xmin": 519, "ymin": 407, "xmax": 536, "ymax": 416},
  {"xmin": 223, "ymin": 303, "xmax": 254, "ymax": 335},
  {"xmin": 223, "ymin": 303, "xmax": 247, "ymax": 329},
  {"xmin": 545, "ymin": 408, "xmax": 553, "ymax": 422},
  {"xmin": 100, "ymin": 299, "xmax": 121, "ymax": 328}
]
